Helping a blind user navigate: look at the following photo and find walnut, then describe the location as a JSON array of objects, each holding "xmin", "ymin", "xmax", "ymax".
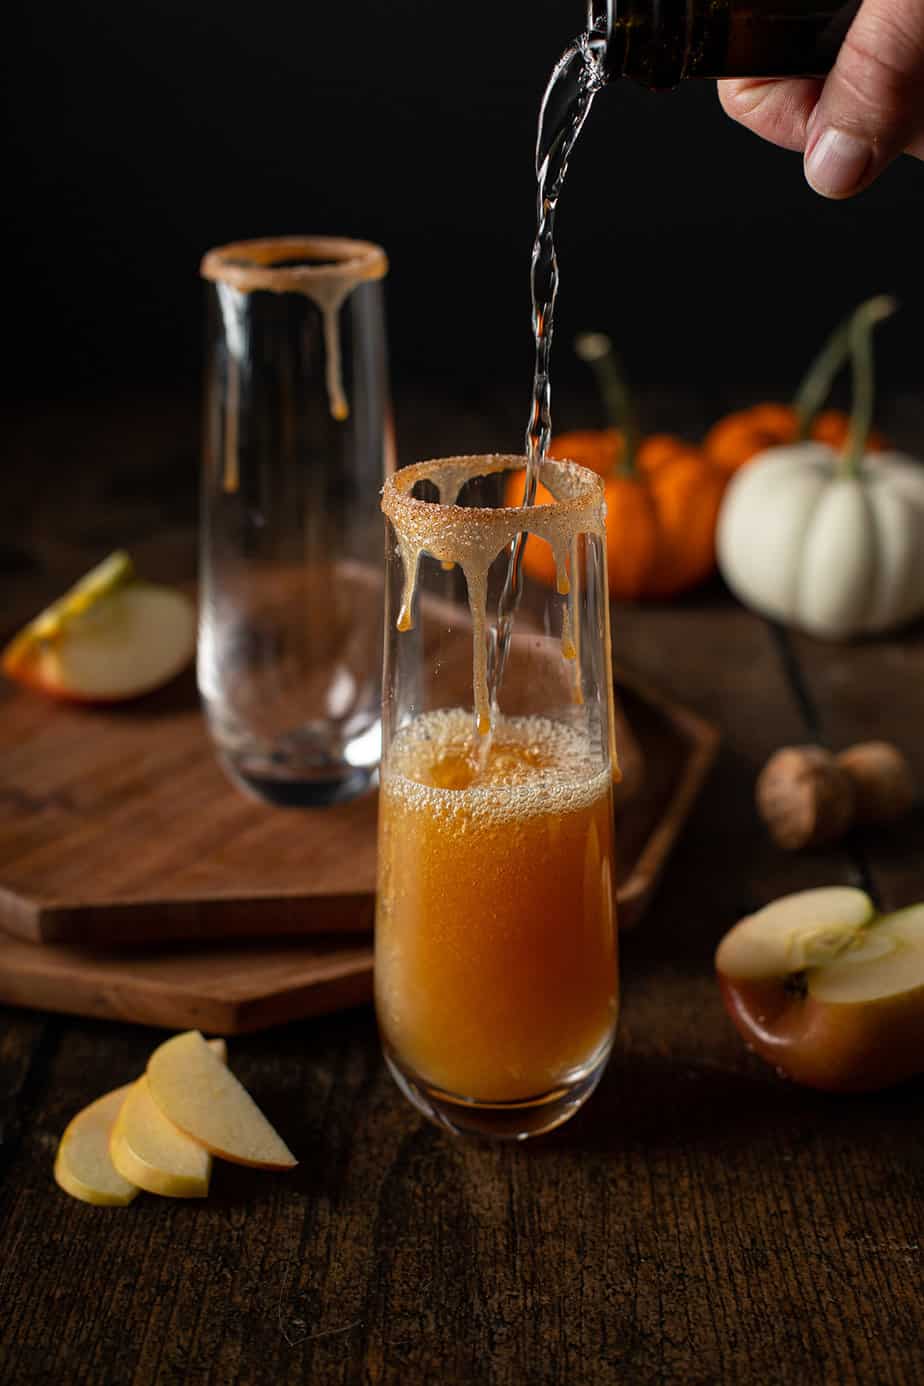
[
  {"xmin": 835, "ymin": 741, "xmax": 916, "ymax": 824},
  {"xmin": 756, "ymin": 746, "xmax": 856, "ymax": 850}
]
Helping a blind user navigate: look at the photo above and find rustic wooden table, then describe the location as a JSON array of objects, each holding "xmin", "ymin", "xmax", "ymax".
[{"xmin": 2, "ymin": 391, "xmax": 923, "ymax": 1385}]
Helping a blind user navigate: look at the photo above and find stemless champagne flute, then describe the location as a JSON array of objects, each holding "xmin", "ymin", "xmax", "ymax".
[
  {"xmin": 375, "ymin": 455, "xmax": 619, "ymax": 1140},
  {"xmin": 198, "ymin": 236, "xmax": 391, "ymax": 806}
]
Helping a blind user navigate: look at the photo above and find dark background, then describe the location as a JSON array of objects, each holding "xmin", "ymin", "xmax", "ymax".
[{"xmin": 2, "ymin": 0, "xmax": 921, "ymax": 433}]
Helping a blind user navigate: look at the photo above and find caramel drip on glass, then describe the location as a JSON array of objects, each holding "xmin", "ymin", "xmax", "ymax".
[
  {"xmin": 561, "ymin": 603, "xmax": 576, "ymax": 662},
  {"xmin": 201, "ymin": 236, "xmax": 388, "ymax": 492},
  {"xmin": 566, "ymin": 534, "xmax": 584, "ymax": 703},
  {"xmin": 382, "ymin": 455, "xmax": 606, "ymax": 739},
  {"xmin": 308, "ymin": 277, "xmax": 355, "ymax": 423}
]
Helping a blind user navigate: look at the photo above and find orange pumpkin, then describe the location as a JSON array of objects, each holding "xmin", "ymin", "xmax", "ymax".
[
  {"xmin": 812, "ymin": 409, "xmax": 887, "ymax": 454},
  {"xmin": 505, "ymin": 429, "xmax": 726, "ymax": 601},
  {"xmin": 704, "ymin": 404, "xmax": 887, "ymax": 475}
]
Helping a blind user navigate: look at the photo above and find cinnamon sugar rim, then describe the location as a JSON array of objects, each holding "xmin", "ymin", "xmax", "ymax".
[
  {"xmin": 381, "ymin": 455, "xmax": 606, "ymax": 524},
  {"xmin": 200, "ymin": 235, "xmax": 388, "ymax": 292}
]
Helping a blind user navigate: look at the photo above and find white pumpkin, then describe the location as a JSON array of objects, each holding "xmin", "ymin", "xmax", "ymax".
[{"xmin": 717, "ymin": 443, "xmax": 924, "ymax": 639}]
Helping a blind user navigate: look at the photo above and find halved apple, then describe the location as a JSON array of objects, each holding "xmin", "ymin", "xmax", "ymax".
[
  {"xmin": 3, "ymin": 550, "xmax": 196, "ymax": 703},
  {"xmin": 716, "ymin": 887, "xmax": 924, "ymax": 1092},
  {"xmin": 54, "ymin": 1083, "xmax": 140, "ymax": 1206},
  {"xmin": 146, "ymin": 1031, "xmax": 296, "ymax": 1170},
  {"xmin": 109, "ymin": 1038, "xmax": 227, "ymax": 1198}
]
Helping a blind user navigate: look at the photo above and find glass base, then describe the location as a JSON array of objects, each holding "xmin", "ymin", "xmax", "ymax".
[
  {"xmin": 205, "ymin": 712, "xmax": 381, "ymax": 808},
  {"xmin": 383, "ymin": 1041, "xmax": 613, "ymax": 1142},
  {"xmin": 221, "ymin": 756, "xmax": 377, "ymax": 807}
]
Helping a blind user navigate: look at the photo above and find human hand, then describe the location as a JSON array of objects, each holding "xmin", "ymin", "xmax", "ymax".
[{"xmin": 718, "ymin": 0, "xmax": 924, "ymax": 198}]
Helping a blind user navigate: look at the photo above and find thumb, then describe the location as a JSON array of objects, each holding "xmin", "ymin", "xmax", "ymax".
[{"xmin": 805, "ymin": 0, "xmax": 924, "ymax": 197}]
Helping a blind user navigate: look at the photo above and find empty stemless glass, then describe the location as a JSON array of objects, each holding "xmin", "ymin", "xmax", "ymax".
[
  {"xmin": 375, "ymin": 455, "xmax": 620, "ymax": 1140},
  {"xmin": 198, "ymin": 236, "xmax": 392, "ymax": 805}
]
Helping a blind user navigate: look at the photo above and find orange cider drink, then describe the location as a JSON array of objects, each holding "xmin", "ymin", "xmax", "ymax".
[
  {"xmin": 378, "ymin": 455, "xmax": 619, "ymax": 1138},
  {"xmin": 376, "ymin": 709, "xmax": 618, "ymax": 1108}
]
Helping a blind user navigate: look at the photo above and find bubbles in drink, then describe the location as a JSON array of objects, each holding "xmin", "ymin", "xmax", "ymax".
[
  {"xmin": 385, "ymin": 707, "xmax": 607, "ymax": 818},
  {"xmin": 376, "ymin": 707, "xmax": 617, "ymax": 1104}
]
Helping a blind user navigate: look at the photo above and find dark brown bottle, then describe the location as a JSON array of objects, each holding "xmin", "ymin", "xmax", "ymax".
[{"xmin": 588, "ymin": 0, "xmax": 861, "ymax": 88}]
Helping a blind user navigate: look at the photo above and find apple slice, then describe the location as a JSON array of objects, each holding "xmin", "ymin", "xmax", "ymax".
[
  {"xmin": 146, "ymin": 1031, "xmax": 297, "ymax": 1170},
  {"xmin": 717, "ymin": 887, "xmax": 876, "ymax": 980},
  {"xmin": 110, "ymin": 1076, "xmax": 213, "ymax": 1198},
  {"xmin": 717, "ymin": 887, "xmax": 924, "ymax": 1091},
  {"xmin": 3, "ymin": 550, "xmax": 196, "ymax": 703},
  {"xmin": 109, "ymin": 1037, "xmax": 227, "ymax": 1198},
  {"xmin": 54, "ymin": 1083, "xmax": 140, "ymax": 1206}
]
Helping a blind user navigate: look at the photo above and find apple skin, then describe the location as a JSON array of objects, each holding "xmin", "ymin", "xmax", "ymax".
[
  {"xmin": 1, "ymin": 658, "xmax": 179, "ymax": 707},
  {"xmin": 3, "ymin": 584, "xmax": 196, "ymax": 705},
  {"xmin": 4, "ymin": 656, "xmax": 191, "ymax": 707},
  {"xmin": 717, "ymin": 973, "xmax": 924, "ymax": 1093}
]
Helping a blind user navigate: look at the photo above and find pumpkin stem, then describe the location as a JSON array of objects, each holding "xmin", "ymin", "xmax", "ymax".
[
  {"xmin": 792, "ymin": 294, "xmax": 896, "ymax": 442},
  {"xmin": 791, "ymin": 311, "xmax": 853, "ymax": 439},
  {"xmin": 574, "ymin": 331, "xmax": 640, "ymax": 477},
  {"xmin": 841, "ymin": 295, "xmax": 897, "ymax": 479}
]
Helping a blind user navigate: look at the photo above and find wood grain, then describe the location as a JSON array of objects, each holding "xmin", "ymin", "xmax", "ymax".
[
  {"xmin": 0, "ymin": 935, "xmax": 374, "ymax": 1034},
  {"xmin": 0, "ymin": 673, "xmax": 715, "ymax": 1031},
  {"xmin": 784, "ymin": 623, "xmax": 924, "ymax": 915},
  {"xmin": 0, "ymin": 667, "xmax": 381, "ymax": 946},
  {"xmin": 0, "ymin": 667, "xmax": 715, "ymax": 949},
  {"xmin": 4, "ymin": 391, "xmax": 924, "ymax": 1386}
]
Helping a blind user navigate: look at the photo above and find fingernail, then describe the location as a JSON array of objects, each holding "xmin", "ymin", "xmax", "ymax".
[{"xmin": 805, "ymin": 127, "xmax": 872, "ymax": 198}]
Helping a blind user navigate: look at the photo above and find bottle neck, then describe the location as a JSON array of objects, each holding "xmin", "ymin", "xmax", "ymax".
[{"xmin": 588, "ymin": 0, "xmax": 860, "ymax": 88}]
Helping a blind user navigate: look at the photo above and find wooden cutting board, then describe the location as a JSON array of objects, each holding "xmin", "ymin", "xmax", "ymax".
[
  {"xmin": 0, "ymin": 666, "xmax": 716, "ymax": 944},
  {"xmin": 0, "ymin": 932, "xmax": 373, "ymax": 1034},
  {"xmin": 0, "ymin": 667, "xmax": 379, "ymax": 946},
  {"xmin": 0, "ymin": 663, "xmax": 717, "ymax": 1031}
]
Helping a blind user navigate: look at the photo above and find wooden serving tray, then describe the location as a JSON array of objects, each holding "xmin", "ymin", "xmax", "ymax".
[
  {"xmin": 0, "ymin": 664, "xmax": 717, "ymax": 1032},
  {"xmin": 0, "ymin": 667, "xmax": 379, "ymax": 947},
  {"xmin": 0, "ymin": 933, "xmax": 373, "ymax": 1035}
]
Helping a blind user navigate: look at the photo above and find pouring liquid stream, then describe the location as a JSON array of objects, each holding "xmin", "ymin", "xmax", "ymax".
[{"xmin": 483, "ymin": 29, "xmax": 606, "ymax": 756}]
